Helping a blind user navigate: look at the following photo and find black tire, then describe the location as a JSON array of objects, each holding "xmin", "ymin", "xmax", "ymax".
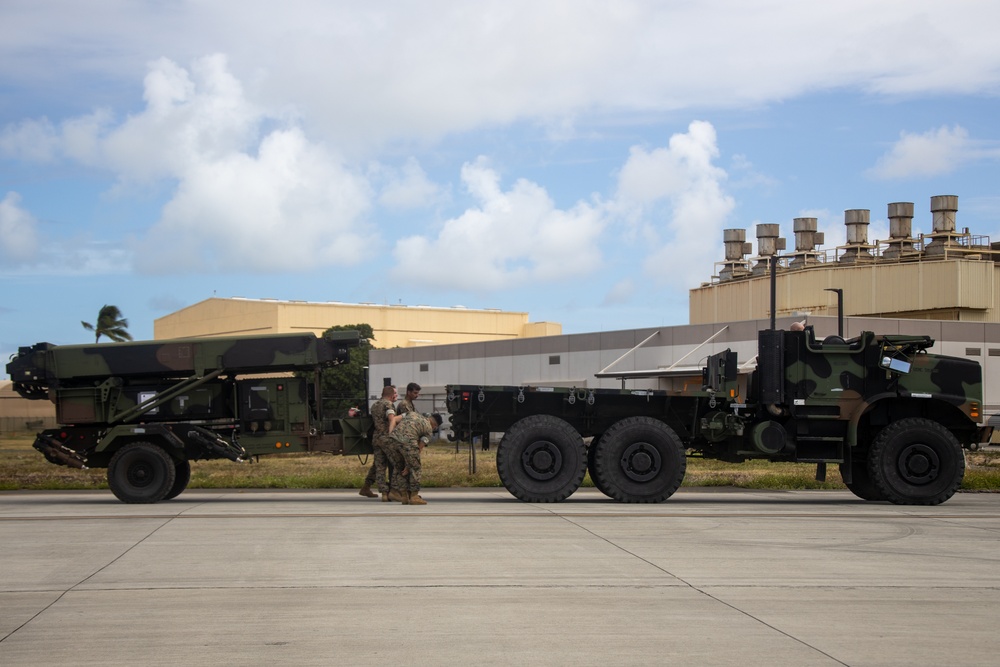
[
  {"xmin": 163, "ymin": 459, "xmax": 191, "ymax": 501},
  {"xmin": 496, "ymin": 415, "xmax": 586, "ymax": 502},
  {"xmin": 107, "ymin": 442, "xmax": 177, "ymax": 504},
  {"xmin": 587, "ymin": 436, "xmax": 612, "ymax": 498},
  {"xmin": 594, "ymin": 417, "xmax": 686, "ymax": 503},
  {"xmin": 840, "ymin": 455, "xmax": 886, "ymax": 501},
  {"xmin": 867, "ymin": 418, "xmax": 965, "ymax": 506}
]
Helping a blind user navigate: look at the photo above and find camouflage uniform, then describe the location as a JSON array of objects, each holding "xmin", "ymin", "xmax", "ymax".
[
  {"xmin": 364, "ymin": 398, "xmax": 402, "ymax": 494},
  {"xmin": 396, "ymin": 397, "xmax": 416, "ymax": 416},
  {"xmin": 388, "ymin": 412, "xmax": 434, "ymax": 493}
]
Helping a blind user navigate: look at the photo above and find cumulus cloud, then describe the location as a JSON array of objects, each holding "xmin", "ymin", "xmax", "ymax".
[
  {"xmin": 133, "ymin": 125, "xmax": 373, "ymax": 273},
  {"xmin": 868, "ymin": 126, "xmax": 977, "ymax": 179},
  {"xmin": 4, "ymin": 55, "xmax": 377, "ymax": 273},
  {"xmin": 392, "ymin": 157, "xmax": 608, "ymax": 290},
  {"xmin": 375, "ymin": 158, "xmax": 445, "ymax": 210},
  {"xmin": 0, "ymin": 192, "xmax": 40, "ymax": 264},
  {"xmin": 614, "ymin": 121, "xmax": 735, "ymax": 288}
]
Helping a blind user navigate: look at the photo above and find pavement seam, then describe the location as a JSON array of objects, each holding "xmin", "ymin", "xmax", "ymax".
[
  {"xmin": 552, "ymin": 511, "xmax": 851, "ymax": 667},
  {"xmin": 0, "ymin": 517, "xmax": 174, "ymax": 645}
]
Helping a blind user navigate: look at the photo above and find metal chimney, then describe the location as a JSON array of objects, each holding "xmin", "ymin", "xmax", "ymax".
[
  {"xmin": 789, "ymin": 217, "xmax": 824, "ymax": 268},
  {"xmin": 752, "ymin": 224, "xmax": 786, "ymax": 275},
  {"xmin": 924, "ymin": 195, "xmax": 959, "ymax": 257},
  {"xmin": 883, "ymin": 202, "xmax": 915, "ymax": 260},
  {"xmin": 839, "ymin": 209, "xmax": 873, "ymax": 264},
  {"xmin": 719, "ymin": 228, "xmax": 753, "ymax": 281}
]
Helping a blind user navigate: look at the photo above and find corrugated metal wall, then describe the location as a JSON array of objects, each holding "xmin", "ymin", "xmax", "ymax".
[{"xmin": 690, "ymin": 260, "xmax": 998, "ymax": 323}]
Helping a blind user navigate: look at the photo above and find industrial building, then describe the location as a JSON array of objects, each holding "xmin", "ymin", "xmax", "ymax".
[
  {"xmin": 153, "ymin": 297, "xmax": 561, "ymax": 347},
  {"xmin": 692, "ymin": 195, "xmax": 1000, "ymax": 323},
  {"xmin": 370, "ymin": 195, "xmax": 1000, "ymax": 419}
]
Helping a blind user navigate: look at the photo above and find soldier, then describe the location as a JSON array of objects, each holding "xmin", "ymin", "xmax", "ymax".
[
  {"xmin": 360, "ymin": 385, "xmax": 405, "ymax": 501},
  {"xmin": 396, "ymin": 382, "xmax": 421, "ymax": 416},
  {"xmin": 387, "ymin": 411, "xmax": 440, "ymax": 506}
]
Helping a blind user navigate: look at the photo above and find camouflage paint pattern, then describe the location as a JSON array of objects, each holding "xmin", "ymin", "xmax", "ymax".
[
  {"xmin": 6, "ymin": 331, "xmax": 372, "ymax": 469},
  {"xmin": 447, "ymin": 326, "xmax": 987, "ymax": 464}
]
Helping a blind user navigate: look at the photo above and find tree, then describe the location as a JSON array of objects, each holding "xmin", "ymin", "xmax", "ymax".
[
  {"xmin": 81, "ymin": 305, "xmax": 133, "ymax": 343},
  {"xmin": 317, "ymin": 323, "xmax": 375, "ymax": 417}
]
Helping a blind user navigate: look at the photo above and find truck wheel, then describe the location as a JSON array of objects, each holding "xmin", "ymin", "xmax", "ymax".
[
  {"xmin": 163, "ymin": 459, "xmax": 192, "ymax": 500},
  {"xmin": 839, "ymin": 458, "xmax": 886, "ymax": 501},
  {"xmin": 867, "ymin": 418, "xmax": 965, "ymax": 505},
  {"xmin": 594, "ymin": 417, "xmax": 685, "ymax": 503},
  {"xmin": 497, "ymin": 415, "xmax": 586, "ymax": 502},
  {"xmin": 107, "ymin": 442, "xmax": 177, "ymax": 504},
  {"xmin": 587, "ymin": 436, "xmax": 612, "ymax": 498}
]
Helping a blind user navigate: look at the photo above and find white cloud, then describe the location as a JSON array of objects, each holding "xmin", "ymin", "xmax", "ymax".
[
  {"xmin": 0, "ymin": 192, "xmax": 40, "ymax": 264},
  {"xmin": 132, "ymin": 125, "xmax": 373, "ymax": 273},
  {"xmin": 4, "ymin": 2, "xmax": 1000, "ymax": 151},
  {"xmin": 0, "ymin": 118, "xmax": 59, "ymax": 162},
  {"xmin": 392, "ymin": 157, "xmax": 608, "ymax": 290},
  {"xmin": 375, "ymin": 158, "xmax": 445, "ymax": 210},
  {"xmin": 4, "ymin": 56, "xmax": 377, "ymax": 273},
  {"xmin": 614, "ymin": 121, "xmax": 735, "ymax": 288},
  {"xmin": 868, "ymin": 126, "xmax": 977, "ymax": 179}
]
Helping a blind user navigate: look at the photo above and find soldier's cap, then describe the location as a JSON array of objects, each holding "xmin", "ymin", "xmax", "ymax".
[{"xmin": 426, "ymin": 412, "xmax": 443, "ymax": 427}]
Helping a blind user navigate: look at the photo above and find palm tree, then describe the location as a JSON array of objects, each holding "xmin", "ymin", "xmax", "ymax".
[{"xmin": 82, "ymin": 305, "xmax": 133, "ymax": 343}]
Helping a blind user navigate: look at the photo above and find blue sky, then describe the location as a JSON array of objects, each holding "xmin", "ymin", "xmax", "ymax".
[{"xmin": 3, "ymin": 1, "xmax": 1000, "ymax": 377}]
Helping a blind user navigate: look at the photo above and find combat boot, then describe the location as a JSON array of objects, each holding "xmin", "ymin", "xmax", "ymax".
[
  {"xmin": 400, "ymin": 491, "xmax": 410, "ymax": 505},
  {"xmin": 381, "ymin": 492, "xmax": 390, "ymax": 502},
  {"xmin": 359, "ymin": 484, "xmax": 377, "ymax": 498},
  {"xmin": 388, "ymin": 489, "xmax": 405, "ymax": 502},
  {"xmin": 408, "ymin": 493, "xmax": 427, "ymax": 505}
]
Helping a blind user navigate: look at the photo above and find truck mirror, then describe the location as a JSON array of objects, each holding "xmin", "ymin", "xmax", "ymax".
[{"xmin": 880, "ymin": 356, "xmax": 911, "ymax": 374}]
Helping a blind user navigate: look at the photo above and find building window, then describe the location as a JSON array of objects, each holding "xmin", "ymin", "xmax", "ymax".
[
  {"xmin": 419, "ymin": 363, "xmax": 429, "ymax": 372},
  {"xmin": 989, "ymin": 349, "xmax": 1000, "ymax": 357},
  {"xmin": 966, "ymin": 348, "xmax": 982, "ymax": 357},
  {"xmin": 549, "ymin": 355, "xmax": 561, "ymax": 365}
]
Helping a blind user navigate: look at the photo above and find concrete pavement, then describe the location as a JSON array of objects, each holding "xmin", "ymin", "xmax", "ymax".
[{"xmin": 1, "ymin": 487, "xmax": 999, "ymax": 666}]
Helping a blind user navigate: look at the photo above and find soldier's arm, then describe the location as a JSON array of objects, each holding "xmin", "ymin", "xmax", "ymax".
[
  {"xmin": 388, "ymin": 414, "xmax": 403, "ymax": 432},
  {"xmin": 417, "ymin": 422, "xmax": 432, "ymax": 451}
]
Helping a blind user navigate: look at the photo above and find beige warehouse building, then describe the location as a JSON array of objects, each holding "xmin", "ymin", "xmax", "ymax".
[{"xmin": 154, "ymin": 298, "xmax": 561, "ymax": 347}]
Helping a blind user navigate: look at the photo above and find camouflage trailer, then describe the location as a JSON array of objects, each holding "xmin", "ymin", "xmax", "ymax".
[
  {"xmin": 7, "ymin": 331, "xmax": 373, "ymax": 503},
  {"xmin": 447, "ymin": 324, "xmax": 992, "ymax": 506}
]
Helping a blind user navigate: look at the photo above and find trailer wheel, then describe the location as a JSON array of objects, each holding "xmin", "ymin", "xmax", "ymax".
[
  {"xmin": 840, "ymin": 458, "xmax": 886, "ymax": 501},
  {"xmin": 594, "ymin": 417, "xmax": 685, "ymax": 503},
  {"xmin": 163, "ymin": 459, "xmax": 192, "ymax": 501},
  {"xmin": 497, "ymin": 415, "xmax": 586, "ymax": 502},
  {"xmin": 867, "ymin": 418, "xmax": 965, "ymax": 506},
  {"xmin": 587, "ymin": 436, "xmax": 612, "ymax": 498},
  {"xmin": 107, "ymin": 442, "xmax": 177, "ymax": 504},
  {"xmin": 587, "ymin": 435, "xmax": 611, "ymax": 498}
]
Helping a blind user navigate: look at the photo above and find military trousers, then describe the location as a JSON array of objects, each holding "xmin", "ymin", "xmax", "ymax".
[
  {"xmin": 365, "ymin": 436, "xmax": 405, "ymax": 494},
  {"xmin": 398, "ymin": 441, "xmax": 422, "ymax": 493}
]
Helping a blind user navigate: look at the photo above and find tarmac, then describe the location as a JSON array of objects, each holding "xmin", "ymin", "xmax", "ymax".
[{"xmin": 1, "ymin": 487, "xmax": 999, "ymax": 666}]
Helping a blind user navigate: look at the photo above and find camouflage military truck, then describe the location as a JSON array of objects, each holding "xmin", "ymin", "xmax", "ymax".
[
  {"xmin": 6, "ymin": 332, "xmax": 372, "ymax": 503},
  {"xmin": 447, "ymin": 325, "xmax": 992, "ymax": 506}
]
